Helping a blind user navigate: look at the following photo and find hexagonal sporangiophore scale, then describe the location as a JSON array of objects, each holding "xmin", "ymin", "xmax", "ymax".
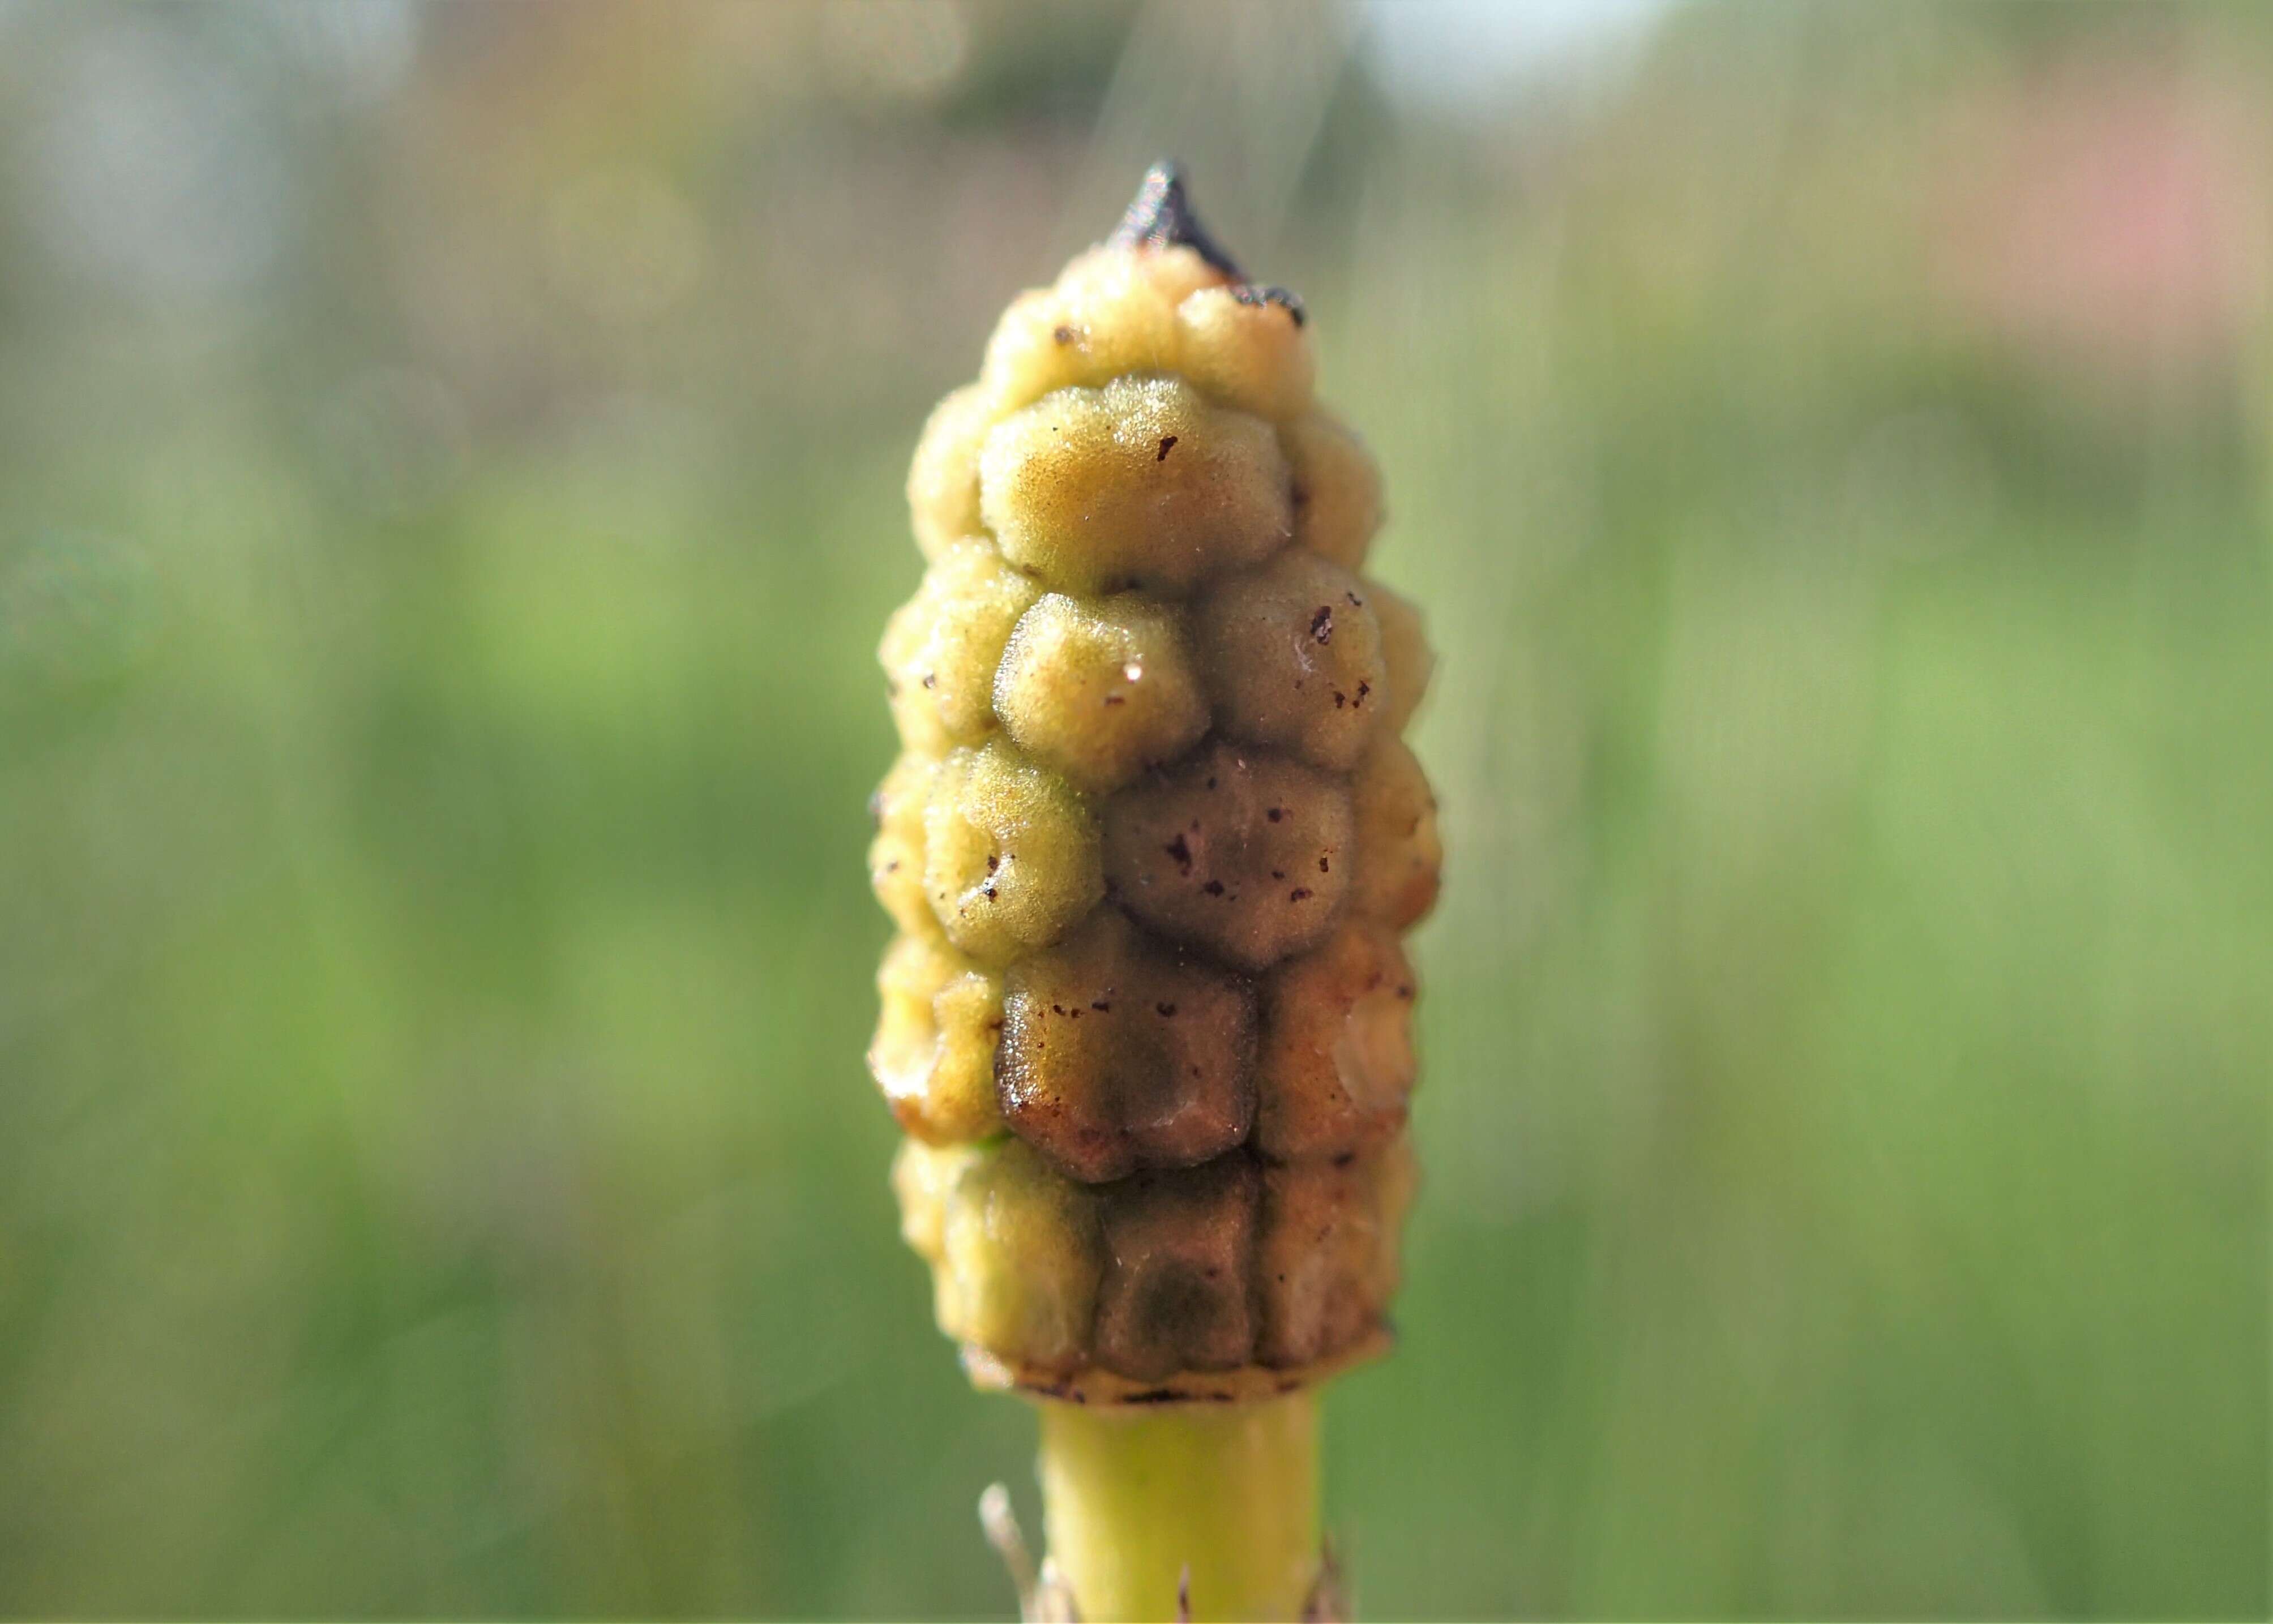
[{"xmin": 870, "ymin": 164, "xmax": 1439, "ymax": 1403}]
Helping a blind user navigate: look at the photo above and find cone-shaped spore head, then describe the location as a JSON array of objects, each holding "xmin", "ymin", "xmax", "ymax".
[{"xmin": 877, "ymin": 162, "xmax": 1436, "ymax": 1404}]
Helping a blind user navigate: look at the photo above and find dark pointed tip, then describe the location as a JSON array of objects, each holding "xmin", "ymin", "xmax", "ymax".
[{"xmin": 1107, "ymin": 160, "xmax": 1243, "ymax": 278}]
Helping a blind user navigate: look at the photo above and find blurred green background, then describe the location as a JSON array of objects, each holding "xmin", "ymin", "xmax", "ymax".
[{"xmin": 0, "ymin": 2, "xmax": 2266, "ymax": 1617}]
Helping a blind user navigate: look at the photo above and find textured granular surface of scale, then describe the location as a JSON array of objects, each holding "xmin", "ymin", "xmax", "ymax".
[{"xmin": 871, "ymin": 164, "xmax": 1439, "ymax": 1399}]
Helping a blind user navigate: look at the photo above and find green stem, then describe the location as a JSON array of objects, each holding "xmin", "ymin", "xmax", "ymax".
[{"xmin": 1036, "ymin": 1390, "xmax": 1320, "ymax": 1622}]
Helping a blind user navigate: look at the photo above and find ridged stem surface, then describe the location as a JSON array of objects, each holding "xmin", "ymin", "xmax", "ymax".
[{"xmin": 1038, "ymin": 1390, "xmax": 1319, "ymax": 1622}]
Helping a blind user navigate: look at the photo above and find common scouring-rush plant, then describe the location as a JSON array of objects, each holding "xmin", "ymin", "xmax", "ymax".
[{"xmin": 868, "ymin": 163, "xmax": 1439, "ymax": 1623}]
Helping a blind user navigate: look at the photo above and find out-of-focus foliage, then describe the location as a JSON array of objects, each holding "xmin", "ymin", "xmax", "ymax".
[{"xmin": 0, "ymin": 2, "xmax": 2263, "ymax": 1617}]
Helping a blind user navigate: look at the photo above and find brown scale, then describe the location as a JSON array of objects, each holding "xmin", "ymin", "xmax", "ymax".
[
  {"xmin": 1095, "ymin": 1156, "xmax": 1261, "ymax": 1381},
  {"xmin": 998, "ymin": 910, "xmax": 1256, "ymax": 1183},
  {"xmin": 1101, "ymin": 739, "xmax": 1354, "ymax": 974},
  {"xmin": 872, "ymin": 164, "xmax": 1439, "ymax": 1396}
]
